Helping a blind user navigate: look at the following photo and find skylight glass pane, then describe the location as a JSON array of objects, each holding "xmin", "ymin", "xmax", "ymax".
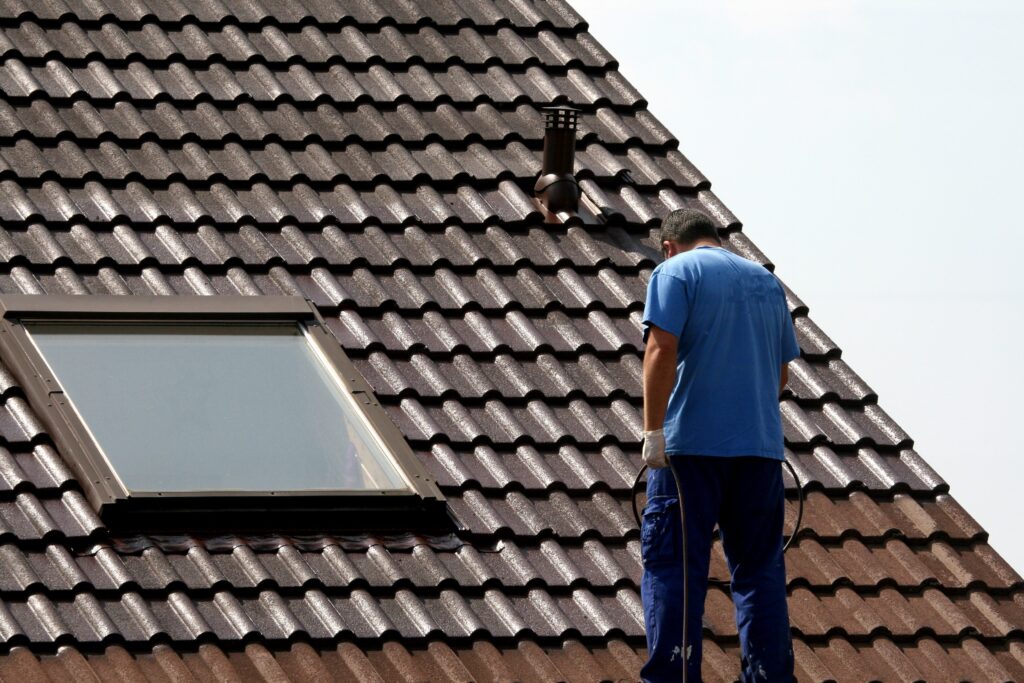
[{"xmin": 26, "ymin": 322, "xmax": 409, "ymax": 493}]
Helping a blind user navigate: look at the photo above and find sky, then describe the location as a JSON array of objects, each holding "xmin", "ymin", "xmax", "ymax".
[{"xmin": 584, "ymin": 1, "xmax": 1024, "ymax": 572}]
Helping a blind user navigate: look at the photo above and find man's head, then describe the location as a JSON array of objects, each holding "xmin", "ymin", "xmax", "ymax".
[{"xmin": 659, "ymin": 208, "xmax": 721, "ymax": 259}]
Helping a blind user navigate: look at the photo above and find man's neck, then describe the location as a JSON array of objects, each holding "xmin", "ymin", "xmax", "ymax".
[{"xmin": 687, "ymin": 239, "xmax": 721, "ymax": 251}]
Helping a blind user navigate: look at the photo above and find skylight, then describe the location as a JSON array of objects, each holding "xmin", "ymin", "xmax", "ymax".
[
  {"xmin": 26, "ymin": 321, "xmax": 408, "ymax": 493},
  {"xmin": 0, "ymin": 295, "xmax": 445, "ymax": 531}
]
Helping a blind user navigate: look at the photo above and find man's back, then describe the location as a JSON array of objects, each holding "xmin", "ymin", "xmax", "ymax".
[
  {"xmin": 643, "ymin": 246, "xmax": 798, "ymax": 459},
  {"xmin": 640, "ymin": 210, "xmax": 798, "ymax": 683}
]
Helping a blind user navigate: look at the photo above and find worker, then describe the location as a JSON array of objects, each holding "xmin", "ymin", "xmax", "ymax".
[{"xmin": 640, "ymin": 208, "xmax": 800, "ymax": 682}]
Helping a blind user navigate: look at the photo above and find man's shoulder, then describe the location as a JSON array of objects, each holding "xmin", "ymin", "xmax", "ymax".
[
  {"xmin": 651, "ymin": 258, "xmax": 688, "ymax": 280},
  {"xmin": 714, "ymin": 248, "xmax": 777, "ymax": 280}
]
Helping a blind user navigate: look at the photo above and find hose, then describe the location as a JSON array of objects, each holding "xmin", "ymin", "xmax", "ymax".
[
  {"xmin": 668, "ymin": 459, "xmax": 690, "ymax": 682},
  {"xmin": 631, "ymin": 457, "xmax": 804, "ymax": 682}
]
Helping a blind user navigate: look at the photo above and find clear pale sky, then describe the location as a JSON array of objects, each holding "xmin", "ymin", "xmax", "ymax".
[{"xmin": 585, "ymin": 1, "xmax": 1024, "ymax": 572}]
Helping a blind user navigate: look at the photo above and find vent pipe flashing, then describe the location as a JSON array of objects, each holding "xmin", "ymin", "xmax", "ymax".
[{"xmin": 534, "ymin": 106, "xmax": 580, "ymax": 218}]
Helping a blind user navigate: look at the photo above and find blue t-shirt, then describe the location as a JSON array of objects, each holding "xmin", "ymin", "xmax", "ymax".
[{"xmin": 643, "ymin": 246, "xmax": 800, "ymax": 460}]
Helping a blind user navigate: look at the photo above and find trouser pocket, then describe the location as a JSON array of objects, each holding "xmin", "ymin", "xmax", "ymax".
[{"xmin": 640, "ymin": 504, "xmax": 680, "ymax": 566}]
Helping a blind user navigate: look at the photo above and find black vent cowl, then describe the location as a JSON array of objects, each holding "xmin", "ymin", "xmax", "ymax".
[{"xmin": 534, "ymin": 106, "xmax": 580, "ymax": 217}]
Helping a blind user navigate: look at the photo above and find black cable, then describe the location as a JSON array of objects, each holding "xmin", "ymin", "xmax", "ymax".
[
  {"xmin": 668, "ymin": 459, "xmax": 690, "ymax": 683},
  {"xmin": 630, "ymin": 464, "xmax": 647, "ymax": 531},
  {"xmin": 780, "ymin": 458, "xmax": 803, "ymax": 554}
]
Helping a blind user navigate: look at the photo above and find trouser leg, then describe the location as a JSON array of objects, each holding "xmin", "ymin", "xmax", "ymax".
[
  {"xmin": 640, "ymin": 456, "xmax": 723, "ymax": 683},
  {"xmin": 718, "ymin": 457, "xmax": 793, "ymax": 682},
  {"xmin": 640, "ymin": 516, "xmax": 684, "ymax": 683}
]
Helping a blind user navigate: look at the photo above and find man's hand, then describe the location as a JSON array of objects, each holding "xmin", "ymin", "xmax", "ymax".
[{"xmin": 643, "ymin": 428, "xmax": 668, "ymax": 469}]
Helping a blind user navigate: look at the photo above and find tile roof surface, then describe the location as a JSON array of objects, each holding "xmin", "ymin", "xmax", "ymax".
[{"xmin": 0, "ymin": 0, "xmax": 1020, "ymax": 681}]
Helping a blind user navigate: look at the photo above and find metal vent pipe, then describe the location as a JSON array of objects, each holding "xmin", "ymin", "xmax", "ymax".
[{"xmin": 535, "ymin": 106, "xmax": 580, "ymax": 217}]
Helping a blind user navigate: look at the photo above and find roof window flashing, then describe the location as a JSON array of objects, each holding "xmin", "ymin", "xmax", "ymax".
[{"xmin": 0, "ymin": 295, "xmax": 447, "ymax": 533}]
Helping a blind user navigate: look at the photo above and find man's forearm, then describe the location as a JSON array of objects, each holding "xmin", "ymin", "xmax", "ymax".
[{"xmin": 643, "ymin": 342, "xmax": 678, "ymax": 431}]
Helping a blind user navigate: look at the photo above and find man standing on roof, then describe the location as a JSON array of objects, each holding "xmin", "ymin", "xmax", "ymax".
[{"xmin": 640, "ymin": 209, "xmax": 800, "ymax": 682}]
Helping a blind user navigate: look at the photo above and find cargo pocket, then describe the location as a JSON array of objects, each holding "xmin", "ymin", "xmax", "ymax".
[{"xmin": 640, "ymin": 504, "xmax": 679, "ymax": 566}]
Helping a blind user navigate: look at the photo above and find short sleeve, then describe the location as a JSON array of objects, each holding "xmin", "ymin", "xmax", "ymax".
[
  {"xmin": 780, "ymin": 293, "xmax": 800, "ymax": 363},
  {"xmin": 643, "ymin": 271, "xmax": 688, "ymax": 341}
]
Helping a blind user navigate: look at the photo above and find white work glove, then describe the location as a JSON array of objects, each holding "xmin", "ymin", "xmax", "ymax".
[{"xmin": 642, "ymin": 428, "xmax": 668, "ymax": 469}]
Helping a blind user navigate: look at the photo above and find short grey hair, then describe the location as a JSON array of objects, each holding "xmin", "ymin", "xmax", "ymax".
[{"xmin": 659, "ymin": 209, "xmax": 720, "ymax": 247}]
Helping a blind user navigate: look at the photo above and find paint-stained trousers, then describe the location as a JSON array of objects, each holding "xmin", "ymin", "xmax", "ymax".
[{"xmin": 640, "ymin": 455, "xmax": 794, "ymax": 682}]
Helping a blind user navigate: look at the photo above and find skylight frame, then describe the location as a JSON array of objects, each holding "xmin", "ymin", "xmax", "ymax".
[{"xmin": 0, "ymin": 295, "xmax": 447, "ymax": 532}]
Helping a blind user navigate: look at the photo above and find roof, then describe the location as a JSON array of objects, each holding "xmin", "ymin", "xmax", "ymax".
[{"xmin": 0, "ymin": 1, "xmax": 1020, "ymax": 681}]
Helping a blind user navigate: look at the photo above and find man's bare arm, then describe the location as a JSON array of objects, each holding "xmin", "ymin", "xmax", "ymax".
[
  {"xmin": 779, "ymin": 363, "xmax": 789, "ymax": 397},
  {"xmin": 643, "ymin": 325, "xmax": 679, "ymax": 431}
]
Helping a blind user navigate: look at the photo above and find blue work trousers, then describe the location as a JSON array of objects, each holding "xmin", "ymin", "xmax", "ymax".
[{"xmin": 640, "ymin": 455, "xmax": 793, "ymax": 682}]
